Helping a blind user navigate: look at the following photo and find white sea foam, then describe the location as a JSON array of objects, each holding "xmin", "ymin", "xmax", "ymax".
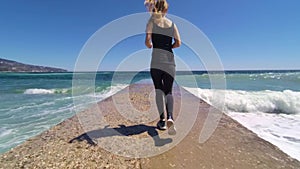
[
  {"xmin": 8, "ymin": 102, "xmax": 56, "ymax": 113},
  {"xmin": 24, "ymin": 88, "xmax": 55, "ymax": 94},
  {"xmin": 184, "ymin": 87, "xmax": 300, "ymax": 161},
  {"xmin": 94, "ymin": 84, "xmax": 128, "ymax": 100},
  {"xmin": 0, "ymin": 127, "xmax": 13, "ymax": 138},
  {"xmin": 184, "ymin": 88, "xmax": 300, "ymax": 115},
  {"xmin": 24, "ymin": 85, "xmax": 127, "ymax": 96},
  {"xmin": 1, "ymin": 84, "xmax": 128, "ymax": 154},
  {"xmin": 227, "ymin": 112, "xmax": 300, "ymax": 161},
  {"xmin": 24, "ymin": 88, "xmax": 71, "ymax": 94}
]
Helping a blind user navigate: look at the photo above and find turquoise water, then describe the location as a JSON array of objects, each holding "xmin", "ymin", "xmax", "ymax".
[
  {"xmin": 178, "ymin": 70, "xmax": 300, "ymax": 92},
  {"xmin": 0, "ymin": 72, "xmax": 149, "ymax": 153},
  {"xmin": 182, "ymin": 70, "xmax": 300, "ymax": 160},
  {"xmin": 0, "ymin": 70, "xmax": 300, "ymax": 160}
]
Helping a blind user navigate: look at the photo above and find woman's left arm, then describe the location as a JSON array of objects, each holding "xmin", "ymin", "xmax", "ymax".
[{"xmin": 172, "ymin": 24, "xmax": 181, "ymax": 49}]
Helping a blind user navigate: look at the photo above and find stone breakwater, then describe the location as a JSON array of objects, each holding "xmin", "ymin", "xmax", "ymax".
[{"xmin": 0, "ymin": 84, "xmax": 299, "ymax": 169}]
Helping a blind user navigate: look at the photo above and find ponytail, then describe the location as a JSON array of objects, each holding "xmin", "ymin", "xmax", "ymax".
[{"xmin": 144, "ymin": 0, "xmax": 169, "ymax": 19}]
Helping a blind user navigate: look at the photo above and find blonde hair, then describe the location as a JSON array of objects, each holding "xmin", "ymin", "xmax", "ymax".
[{"xmin": 144, "ymin": 0, "xmax": 169, "ymax": 19}]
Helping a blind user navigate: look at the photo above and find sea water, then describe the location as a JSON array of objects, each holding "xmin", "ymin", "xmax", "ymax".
[
  {"xmin": 0, "ymin": 71, "xmax": 299, "ymax": 161},
  {"xmin": 182, "ymin": 70, "xmax": 300, "ymax": 161},
  {"xmin": 0, "ymin": 72, "xmax": 145, "ymax": 153}
]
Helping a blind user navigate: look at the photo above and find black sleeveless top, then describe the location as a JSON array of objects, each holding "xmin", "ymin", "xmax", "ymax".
[
  {"xmin": 151, "ymin": 21, "xmax": 175, "ymax": 66},
  {"xmin": 151, "ymin": 22, "xmax": 174, "ymax": 53}
]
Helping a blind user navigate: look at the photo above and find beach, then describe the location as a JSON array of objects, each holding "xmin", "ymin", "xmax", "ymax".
[{"xmin": 0, "ymin": 83, "xmax": 299, "ymax": 169}]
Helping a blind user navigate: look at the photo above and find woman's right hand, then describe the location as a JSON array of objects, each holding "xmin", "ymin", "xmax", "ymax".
[{"xmin": 145, "ymin": 41, "xmax": 153, "ymax": 48}]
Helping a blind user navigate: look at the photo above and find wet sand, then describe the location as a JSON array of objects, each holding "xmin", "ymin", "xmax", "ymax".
[{"xmin": 0, "ymin": 84, "xmax": 299, "ymax": 169}]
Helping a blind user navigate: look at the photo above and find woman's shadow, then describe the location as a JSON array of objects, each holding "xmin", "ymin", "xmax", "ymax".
[{"xmin": 69, "ymin": 124, "xmax": 172, "ymax": 147}]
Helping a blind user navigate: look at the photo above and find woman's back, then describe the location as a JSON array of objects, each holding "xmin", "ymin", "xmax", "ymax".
[{"xmin": 151, "ymin": 19, "xmax": 174, "ymax": 53}]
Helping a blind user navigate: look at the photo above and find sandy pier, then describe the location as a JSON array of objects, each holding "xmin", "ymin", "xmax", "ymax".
[{"xmin": 0, "ymin": 84, "xmax": 299, "ymax": 169}]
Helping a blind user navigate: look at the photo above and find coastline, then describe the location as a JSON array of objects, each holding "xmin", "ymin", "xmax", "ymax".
[{"xmin": 0, "ymin": 84, "xmax": 299, "ymax": 168}]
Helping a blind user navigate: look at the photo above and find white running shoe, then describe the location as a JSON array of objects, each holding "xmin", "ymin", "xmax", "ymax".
[{"xmin": 167, "ymin": 119, "xmax": 176, "ymax": 135}]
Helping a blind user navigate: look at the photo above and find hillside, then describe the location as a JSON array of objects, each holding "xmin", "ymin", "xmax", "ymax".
[{"xmin": 0, "ymin": 58, "xmax": 67, "ymax": 72}]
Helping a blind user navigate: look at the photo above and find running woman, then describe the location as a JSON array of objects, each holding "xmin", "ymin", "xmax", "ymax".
[{"xmin": 145, "ymin": 0, "xmax": 181, "ymax": 135}]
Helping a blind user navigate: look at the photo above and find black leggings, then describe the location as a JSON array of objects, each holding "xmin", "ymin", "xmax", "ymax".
[{"xmin": 150, "ymin": 68, "xmax": 175, "ymax": 120}]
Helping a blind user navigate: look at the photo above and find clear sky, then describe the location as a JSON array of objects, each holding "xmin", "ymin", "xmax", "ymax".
[{"xmin": 1, "ymin": 0, "xmax": 300, "ymax": 71}]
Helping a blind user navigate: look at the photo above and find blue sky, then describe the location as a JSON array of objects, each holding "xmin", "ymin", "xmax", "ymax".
[{"xmin": 0, "ymin": 0, "xmax": 300, "ymax": 71}]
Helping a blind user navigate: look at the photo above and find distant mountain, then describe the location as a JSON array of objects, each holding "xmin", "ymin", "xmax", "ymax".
[{"xmin": 0, "ymin": 58, "xmax": 67, "ymax": 72}]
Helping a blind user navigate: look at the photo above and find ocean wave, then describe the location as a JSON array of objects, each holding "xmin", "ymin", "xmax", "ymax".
[
  {"xmin": 0, "ymin": 127, "xmax": 13, "ymax": 138},
  {"xmin": 24, "ymin": 88, "xmax": 54, "ymax": 94},
  {"xmin": 96, "ymin": 84, "xmax": 127, "ymax": 96},
  {"xmin": 184, "ymin": 86, "xmax": 300, "ymax": 160},
  {"xmin": 226, "ymin": 71, "xmax": 300, "ymax": 82},
  {"xmin": 1, "ymin": 84, "xmax": 125, "ymax": 154},
  {"xmin": 7, "ymin": 102, "xmax": 55, "ymax": 114},
  {"xmin": 184, "ymin": 87, "xmax": 300, "ymax": 115},
  {"xmin": 23, "ymin": 88, "xmax": 71, "ymax": 94},
  {"xmin": 227, "ymin": 111, "xmax": 300, "ymax": 161},
  {"xmin": 23, "ymin": 84, "xmax": 127, "ymax": 95}
]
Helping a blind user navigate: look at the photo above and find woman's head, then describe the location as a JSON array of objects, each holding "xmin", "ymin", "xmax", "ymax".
[{"xmin": 145, "ymin": 0, "xmax": 169, "ymax": 18}]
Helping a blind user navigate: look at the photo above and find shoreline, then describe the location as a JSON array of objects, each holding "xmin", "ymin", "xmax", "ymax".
[{"xmin": 0, "ymin": 84, "xmax": 299, "ymax": 168}]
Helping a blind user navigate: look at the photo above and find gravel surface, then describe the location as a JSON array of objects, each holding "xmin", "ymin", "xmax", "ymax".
[{"xmin": 0, "ymin": 84, "xmax": 299, "ymax": 169}]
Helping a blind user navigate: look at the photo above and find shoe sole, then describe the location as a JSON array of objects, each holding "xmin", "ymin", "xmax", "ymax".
[
  {"xmin": 157, "ymin": 121, "xmax": 167, "ymax": 130},
  {"xmin": 158, "ymin": 126, "xmax": 167, "ymax": 130},
  {"xmin": 167, "ymin": 120, "xmax": 176, "ymax": 135}
]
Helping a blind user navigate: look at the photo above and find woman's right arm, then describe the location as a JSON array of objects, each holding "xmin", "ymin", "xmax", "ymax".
[
  {"xmin": 145, "ymin": 33, "xmax": 153, "ymax": 48},
  {"xmin": 145, "ymin": 21, "xmax": 153, "ymax": 48}
]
